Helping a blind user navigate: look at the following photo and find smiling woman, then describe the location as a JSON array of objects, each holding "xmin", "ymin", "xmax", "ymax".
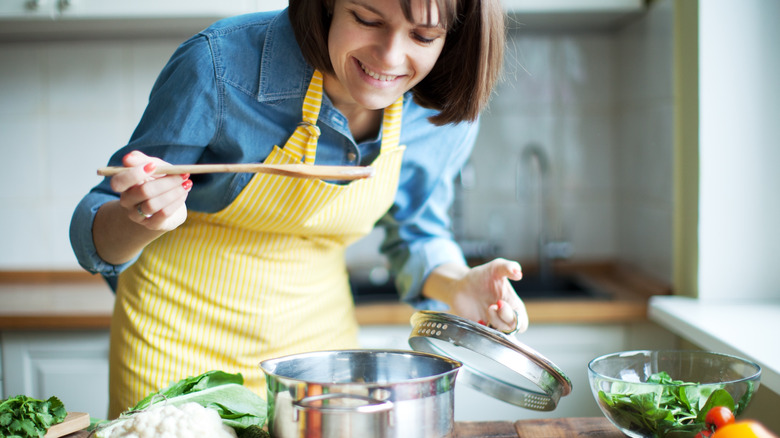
[{"xmin": 69, "ymin": 0, "xmax": 519, "ymax": 420}]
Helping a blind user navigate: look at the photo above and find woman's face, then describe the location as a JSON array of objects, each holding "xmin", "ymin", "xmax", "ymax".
[{"xmin": 325, "ymin": 0, "xmax": 447, "ymax": 111}]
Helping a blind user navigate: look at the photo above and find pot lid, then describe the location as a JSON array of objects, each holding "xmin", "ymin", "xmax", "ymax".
[{"xmin": 408, "ymin": 311, "xmax": 572, "ymax": 411}]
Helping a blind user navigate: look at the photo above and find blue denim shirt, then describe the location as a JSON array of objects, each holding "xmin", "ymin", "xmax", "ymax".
[{"xmin": 70, "ymin": 9, "xmax": 477, "ymax": 309}]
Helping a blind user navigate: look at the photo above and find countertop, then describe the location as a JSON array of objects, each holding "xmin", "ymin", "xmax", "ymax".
[
  {"xmin": 0, "ymin": 263, "xmax": 670, "ymax": 330},
  {"xmin": 61, "ymin": 417, "xmax": 623, "ymax": 438},
  {"xmin": 649, "ymin": 295, "xmax": 780, "ymax": 395}
]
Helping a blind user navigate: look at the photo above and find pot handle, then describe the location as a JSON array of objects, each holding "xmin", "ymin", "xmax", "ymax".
[{"xmin": 292, "ymin": 393, "xmax": 394, "ymax": 417}]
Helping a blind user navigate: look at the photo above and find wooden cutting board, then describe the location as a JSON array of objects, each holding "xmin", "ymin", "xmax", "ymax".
[
  {"xmin": 514, "ymin": 417, "xmax": 623, "ymax": 437},
  {"xmin": 44, "ymin": 412, "xmax": 90, "ymax": 438},
  {"xmin": 453, "ymin": 417, "xmax": 622, "ymax": 438}
]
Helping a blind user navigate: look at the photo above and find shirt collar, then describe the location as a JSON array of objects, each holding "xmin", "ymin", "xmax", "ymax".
[{"xmin": 257, "ymin": 9, "xmax": 314, "ymax": 103}]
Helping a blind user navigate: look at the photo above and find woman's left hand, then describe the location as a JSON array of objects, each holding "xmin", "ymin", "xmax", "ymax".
[{"xmin": 424, "ymin": 258, "xmax": 529, "ymax": 334}]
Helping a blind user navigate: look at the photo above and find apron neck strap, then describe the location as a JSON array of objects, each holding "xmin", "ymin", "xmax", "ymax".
[
  {"xmin": 284, "ymin": 70, "xmax": 404, "ymax": 163},
  {"xmin": 380, "ymin": 96, "xmax": 403, "ymax": 153},
  {"xmin": 285, "ymin": 70, "xmax": 324, "ymax": 164}
]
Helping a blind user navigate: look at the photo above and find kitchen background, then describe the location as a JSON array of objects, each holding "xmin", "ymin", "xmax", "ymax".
[
  {"xmin": 2, "ymin": 0, "xmax": 779, "ymax": 430},
  {"xmin": 0, "ymin": 1, "xmax": 672, "ymax": 283}
]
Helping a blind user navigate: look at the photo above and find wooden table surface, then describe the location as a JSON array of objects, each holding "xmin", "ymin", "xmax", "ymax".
[
  {"xmin": 455, "ymin": 418, "xmax": 622, "ymax": 437},
  {"xmin": 61, "ymin": 417, "xmax": 622, "ymax": 438}
]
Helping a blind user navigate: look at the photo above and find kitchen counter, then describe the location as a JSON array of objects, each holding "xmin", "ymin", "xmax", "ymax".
[
  {"xmin": 61, "ymin": 417, "xmax": 623, "ymax": 438},
  {"xmin": 649, "ymin": 295, "xmax": 780, "ymax": 395},
  {"xmin": 0, "ymin": 263, "xmax": 670, "ymax": 330}
]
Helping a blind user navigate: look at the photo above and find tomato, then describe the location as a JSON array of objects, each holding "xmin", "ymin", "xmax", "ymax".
[
  {"xmin": 711, "ymin": 421, "xmax": 779, "ymax": 438},
  {"xmin": 696, "ymin": 431, "xmax": 713, "ymax": 438},
  {"xmin": 706, "ymin": 406, "xmax": 736, "ymax": 430}
]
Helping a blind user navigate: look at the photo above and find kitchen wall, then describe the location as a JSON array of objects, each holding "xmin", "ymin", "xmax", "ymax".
[
  {"xmin": 0, "ymin": 37, "xmax": 185, "ymax": 269},
  {"xmin": 0, "ymin": 1, "xmax": 674, "ymax": 284},
  {"xmin": 452, "ymin": 0, "xmax": 674, "ymax": 281}
]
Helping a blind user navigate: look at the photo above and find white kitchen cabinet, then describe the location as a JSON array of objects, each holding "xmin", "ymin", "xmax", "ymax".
[
  {"xmin": 0, "ymin": 0, "xmax": 59, "ymax": 19},
  {"xmin": 358, "ymin": 321, "xmax": 677, "ymax": 421},
  {"xmin": 503, "ymin": 0, "xmax": 645, "ymax": 30},
  {"xmin": 0, "ymin": 0, "xmax": 287, "ymax": 39},
  {"xmin": 0, "ymin": 0, "xmax": 285, "ymax": 19},
  {"xmin": 0, "ymin": 330, "xmax": 110, "ymax": 419}
]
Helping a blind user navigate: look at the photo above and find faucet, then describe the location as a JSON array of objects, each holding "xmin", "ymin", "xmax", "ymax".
[{"xmin": 517, "ymin": 143, "xmax": 571, "ymax": 280}]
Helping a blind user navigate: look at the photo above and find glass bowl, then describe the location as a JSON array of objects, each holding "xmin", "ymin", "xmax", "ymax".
[{"xmin": 588, "ymin": 350, "xmax": 761, "ymax": 438}]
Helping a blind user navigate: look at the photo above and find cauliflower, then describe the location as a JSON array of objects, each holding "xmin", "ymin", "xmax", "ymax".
[{"xmin": 104, "ymin": 402, "xmax": 237, "ymax": 438}]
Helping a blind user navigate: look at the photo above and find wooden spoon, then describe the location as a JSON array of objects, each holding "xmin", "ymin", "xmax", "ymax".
[{"xmin": 97, "ymin": 163, "xmax": 374, "ymax": 180}]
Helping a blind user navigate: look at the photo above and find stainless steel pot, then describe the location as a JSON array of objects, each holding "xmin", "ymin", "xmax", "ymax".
[{"xmin": 260, "ymin": 349, "xmax": 462, "ymax": 438}]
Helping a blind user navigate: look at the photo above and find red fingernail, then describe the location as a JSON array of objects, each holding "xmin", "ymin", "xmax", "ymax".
[
  {"xmin": 496, "ymin": 300, "xmax": 503, "ymax": 310},
  {"xmin": 181, "ymin": 173, "xmax": 190, "ymax": 180},
  {"xmin": 478, "ymin": 320, "xmax": 486, "ymax": 326},
  {"xmin": 143, "ymin": 162, "xmax": 156, "ymax": 173},
  {"xmin": 182, "ymin": 179, "xmax": 193, "ymax": 190}
]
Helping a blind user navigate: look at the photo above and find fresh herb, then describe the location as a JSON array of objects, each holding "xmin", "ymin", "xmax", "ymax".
[
  {"xmin": 597, "ymin": 371, "xmax": 754, "ymax": 438},
  {"xmin": 0, "ymin": 395, "xmax": 68, "ymax": 438}
]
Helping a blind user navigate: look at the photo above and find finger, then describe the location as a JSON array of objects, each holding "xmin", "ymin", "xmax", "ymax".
[
  {"xmin": 127, "ymin": 175, "xmax": 191, "ymax": 217},
  {"xmin": 513, "ymin": 301, "xmax": 529, "ymax": 333},
  {"xmin": 110, "ymin": 160, "xmax": 157, "ymax": 193},
  {"xmin": 121, "ymin": 150, "xmax": 151, "ymax": 167},
  {"xmin": 140, "ymin": 185, "xmax": 191, "ymax": 226},
  {"xmin": 486, "ymin": 303, "xmax": 515, "ymax": 333},
  {"xmin": 142, "ymin": 177, "xmax": 192, "ymax": 216},
  {"xmin": 501, "ymin": 259, "xmax": 523, "ymax": 281},
  {"xmin": 487, "ymin": 298, "xmax": 529, "ymax": 334}
]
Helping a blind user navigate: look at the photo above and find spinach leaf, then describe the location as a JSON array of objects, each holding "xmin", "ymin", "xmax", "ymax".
[{"xmin": 597, "ymin": 371, "xmax": 740, "ymax": 438}]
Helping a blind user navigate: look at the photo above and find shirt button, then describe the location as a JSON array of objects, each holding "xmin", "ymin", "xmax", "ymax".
[{"xmin": 347, "ymin": 152, "xmax": 357, "ymax": 162}]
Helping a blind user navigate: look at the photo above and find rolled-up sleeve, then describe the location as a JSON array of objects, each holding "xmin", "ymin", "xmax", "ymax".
[
  {"xmin": 69, "ymin": 185, "xmax": 137, "ymax": 283},
  {"xmin": 381, "ymin": 117, "xmax": 479, "ymax": 310}
]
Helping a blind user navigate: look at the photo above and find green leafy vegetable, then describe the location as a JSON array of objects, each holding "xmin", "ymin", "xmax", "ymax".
[
  {"xmin": 597, "ymin": 371, "xmax": 752, "ymax": 438},
  {"xmin": 237, "ymin": 425, "xmax": 271, "ymax": 438},
  {"xmin": 94, "ymin": 370, "xmax": 267, "ymax": 437},
  {"xmin": 0, "ymin": 395, "xmax": 68, "ymax": 438},
  {"xmin": 132, "ymin": 370, "xmax": 244, "ymax": 410}
]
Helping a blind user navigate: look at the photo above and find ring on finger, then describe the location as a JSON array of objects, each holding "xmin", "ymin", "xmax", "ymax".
[
  {"xmin": 136, "ymin": 204, "xmax": 153, "ymax": 219},
  {"xmin": 488, "ymin": 309, "xmax": 520, "ymax": 335},
  {"xmin": 504, "ymin": 309, "xmax": 521, "ymax": 334}
]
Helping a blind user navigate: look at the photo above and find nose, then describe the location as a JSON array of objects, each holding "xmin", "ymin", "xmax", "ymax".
[{"xmin": 376, "ymin": 30, "xmax": 406, "ymax": 68}]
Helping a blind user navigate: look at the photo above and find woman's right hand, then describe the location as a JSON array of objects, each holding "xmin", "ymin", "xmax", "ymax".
[{"xmin": 111, "ymin": 150, "xmax": 192, "ymax": 232}]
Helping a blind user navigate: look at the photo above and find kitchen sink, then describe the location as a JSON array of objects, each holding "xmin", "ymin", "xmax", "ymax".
[
  {"xmin": 350, "ymin": 272, "xmax": 610, "ymax": 304},
  {"xmin": 508, "ymin": 274, "xmax": 610, "ymax": 300}
]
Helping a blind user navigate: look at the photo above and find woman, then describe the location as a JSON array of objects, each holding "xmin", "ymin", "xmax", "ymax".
[{"xmin": 70, "ymin": 0, "xmax": 529, "ymax": 418}]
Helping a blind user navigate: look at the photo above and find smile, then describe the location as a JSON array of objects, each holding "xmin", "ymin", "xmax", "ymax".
[{"xmin": 359, "ymin": 61, "xmax": 398, "ymax": 81}]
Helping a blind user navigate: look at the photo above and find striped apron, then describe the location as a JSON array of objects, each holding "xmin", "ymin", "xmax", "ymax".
[{"xmin": 108, "ymin": 70, "xmax": 406, "ymax": 418}]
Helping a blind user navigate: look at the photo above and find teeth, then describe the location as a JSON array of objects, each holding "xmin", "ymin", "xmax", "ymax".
[{"xmin": 360, "ymin": 62, "xmax": 397, "ymax": 81}]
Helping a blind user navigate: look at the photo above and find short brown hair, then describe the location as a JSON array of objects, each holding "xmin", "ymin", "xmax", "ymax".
[{"xmin": 289, "ymin": 0, "xmax": 505, "ymax": 125}]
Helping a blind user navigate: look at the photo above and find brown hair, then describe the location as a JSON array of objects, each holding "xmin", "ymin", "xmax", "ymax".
[{"xmin": 288, "ymin": 0, "xmax": 505, "ymax": 125}]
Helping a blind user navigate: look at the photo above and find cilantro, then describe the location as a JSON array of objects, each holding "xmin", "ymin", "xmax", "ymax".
[
  {"xmin": 0, "ymin": 395, "xmax": 68, "ymax": 438},
  {"xmin": 597, "ymin": 371, "xmax": 754, "ymax": 438}
]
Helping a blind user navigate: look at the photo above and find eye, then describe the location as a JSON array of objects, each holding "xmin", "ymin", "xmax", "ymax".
[
  {"xmin": 412, "ymin": 28, "xmax": 444, "ymax": 45},
  {"xmin": 413, "ymin": 33, "xmax": 437, "ymax": 44},
  {"xmin": 351, "ymin": 11, "xmax": 379, "ymax": 27}
]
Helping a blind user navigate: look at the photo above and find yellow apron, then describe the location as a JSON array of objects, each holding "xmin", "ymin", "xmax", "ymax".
[{"xmin": 109, "ymin": 70, "xmax": 406, "ymax": 417}]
